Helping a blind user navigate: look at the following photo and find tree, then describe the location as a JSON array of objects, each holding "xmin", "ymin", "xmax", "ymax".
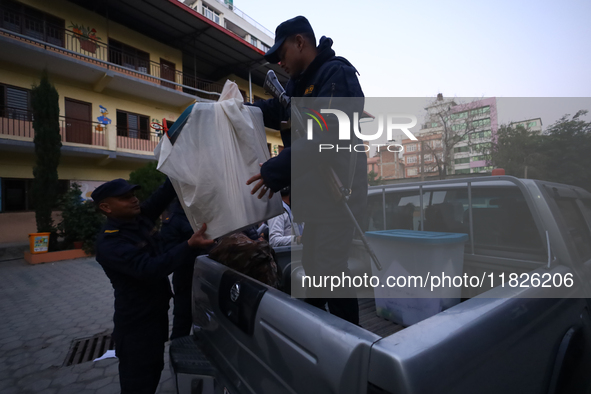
[
  {"xmin": 489, "ymin": 124, "xmax": 543, "ymax": 179},
  {"xmin": 536, "ymin": 110, "xmax": 591, "ymax": 191},
  {"xmin": 419, "ymin": 96, "xmax": 496, "ymax": 179},
  {"xmin": 489, "ymin": 110, "xmax": 591, "ymax": 191},
  {"xmin": 31, "ymin": 70, "xmax": 61, "ymax": 249},
  {"xmin": 128, "ymin": 161, "xmax": 166, "ymax": 202},
  {"xmin": 368, "ymin": 170, "xmax": 382, "ymax": 186}
]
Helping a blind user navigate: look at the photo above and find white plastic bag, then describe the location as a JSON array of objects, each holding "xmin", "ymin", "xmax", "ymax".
[{"xmin": 155, "ymin": 80, "xmax": 283, "ymax": 239}]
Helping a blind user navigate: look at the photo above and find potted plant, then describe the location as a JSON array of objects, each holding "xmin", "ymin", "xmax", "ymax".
[{"xmin": 69, "ymin": 22, "xmax": 101, "ymax": 54}]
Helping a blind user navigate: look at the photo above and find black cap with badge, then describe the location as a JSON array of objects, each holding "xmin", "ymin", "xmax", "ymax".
[
  {"xmin": 91, "ymin": 179, "xmax": 140, "ymax": 204},
  {"xmin": 264, "ymin": 16, "xmax": 314, "ymax": 64}
]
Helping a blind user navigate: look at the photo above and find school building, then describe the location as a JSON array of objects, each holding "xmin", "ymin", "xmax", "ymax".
[{"xmin": 0, "ymin": 0, "xmax": 287, "ymax": 240}]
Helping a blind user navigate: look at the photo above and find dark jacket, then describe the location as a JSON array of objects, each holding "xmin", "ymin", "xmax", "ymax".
[
  {"xmin": 160, "ymin": 198, "xmax": 194, "ymax": 253},
  {"xmin": 253, "ymin": 36, "xmax": 367, "ymax": 222},
  {"xmin": 95, "ymin": 179, "xmax": 198, "ymax": 336}
]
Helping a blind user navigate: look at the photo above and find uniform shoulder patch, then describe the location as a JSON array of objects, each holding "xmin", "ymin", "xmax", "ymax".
[
  {"xmin": 104, "ymin": 229, "xmax": 119, "ymax": 233},
  {"xmin": 304, "ymin": 85, "xmax": 314, "ymax": 95}
]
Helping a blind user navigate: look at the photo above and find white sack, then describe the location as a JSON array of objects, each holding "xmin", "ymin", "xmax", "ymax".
[{"xmin": 155, "ymin": 80, "xmax": 283, "ymax": 239}]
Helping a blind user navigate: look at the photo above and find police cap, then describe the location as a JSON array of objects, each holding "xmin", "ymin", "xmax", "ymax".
[
  {"xmin": 91, "ymin": 179, "xmax": 140, "ymax": 204},
  {"xmin": 264, "ymin": 16, "xmax": 314, "ymax": 64}
]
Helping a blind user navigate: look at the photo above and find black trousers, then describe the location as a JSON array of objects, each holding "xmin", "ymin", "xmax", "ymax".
[
  {"xmin": 301, "ymin": 222, "xmax": 359, "ymax": 325},
  {"xmin": 114, "ymin": 316, "xmax": 168, "ymax": 394}
]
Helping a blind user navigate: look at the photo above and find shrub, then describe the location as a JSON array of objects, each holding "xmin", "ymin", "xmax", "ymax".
[
  {"xmin": 128, "ymin": 161, "xmax": 166, "ymax": 202},
  {"xmin": 58, "ymin": 183, "xmax": 105, "ymax": 255}
]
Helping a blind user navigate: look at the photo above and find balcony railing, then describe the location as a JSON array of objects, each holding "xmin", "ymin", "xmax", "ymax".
[
  {"xmin": 0, "ymin": 6, "xmax": 224, "ymax": 99},
  {"xmin": 116, "ymin": 126, "xmax": 160, "ymax": 152},
  {"xmin": 0, "ymin": 106, "xmax": 34, "ymax": 139},
  {"xmin": 1, "ymin": 106, "xmax": 162, "ymax": 153},
  {"xmin": 0, "ymin": 107, "xmax": 107, "ymax": 147}
]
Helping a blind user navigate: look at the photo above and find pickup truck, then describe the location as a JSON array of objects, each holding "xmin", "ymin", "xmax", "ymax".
[{"xmin": 169, "ymin": 175, "xmax": 591, "ymax": 394}]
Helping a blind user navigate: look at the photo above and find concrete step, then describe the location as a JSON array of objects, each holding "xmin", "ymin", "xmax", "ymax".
[{"xmin": 0, "ymin": 242, "xmax": 29, "ymax": 262}]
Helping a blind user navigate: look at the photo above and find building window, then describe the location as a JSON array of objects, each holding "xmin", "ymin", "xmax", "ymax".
[
  {"xmin": 454, "ymin": 157, "xmax": 470, "ymax": 165},
  {"xmin": 471, "ymin": 166, "xmax": 493, "ymax": 173},
  {"xmin": 455, "ymin": 169, "xmax": 470, "ymax": 174},
  {"xmin": 261, "ymin": 42, "xmax": 270, "ymax": 52},
  {"xmin": 469, "ymin": 106, "xmax": 490, "ymax": 116},
  {"xmin": 407, "ymin": 168, "xmax": 418, "ymax": 176},
  {"xmin": 450, "ymin": 111, "xmax": 468, "ymax": 121},
  {"xmin": 471, "ymin": 155, "xmax": 489, "ymax": 162},
  {"xmin": 0, "ymin": 0, "xmax": 65, "ymax": 47},
  {"xmin": 0, "ymin": 178, "xmax": 68, "ymax": 212},
  {"xmin": 0, "ymin": 84, "xmax": 31, "ymax": 120},
  {"xmin": 406, "ymin": 144, "xmax": 417, "ymax": 152},
  {"xmin": 201, "ymin": 4, "xmax": 220, "ymax": 24},
  {"xmin": 471, "ymin": 130, "xmax": 492, "ymax": 140},
  {"xmin": 116, "ymin": 110, "xmax": 150, "ymax": 139},
  {"xmin": 454, "ymin": 146, "xmax": 470, "ymax": 153},
  {"xmin": 527, "ymin": 121, "xmax": 537, "ymax": 128},
  {"xmin": 250, "ymin": 36, "xmax": 258, "ymax": 47},
  {"xmin": 452, "ymin": 123, "xmax": 467, "ymax": 132},
  {"xmin": 406, "ymin": 155, "xmax": 417, "ymax": 164},
  {"xmin": 471, "ymin": 142, "xmax": 491, "ymax": 153},
  {"xmin": 424, "ymin": 154, "xmax": 432, "ymax": 162},
  {"xmin": 472, "ymin": 118, "xmax": 491, "ymax": 129},
  {"xmin": 108, "ymin": 39, "xmax": 150, "ymax": 74}
]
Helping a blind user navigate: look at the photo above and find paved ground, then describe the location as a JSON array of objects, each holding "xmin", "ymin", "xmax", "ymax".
[{"xmin": 0, "ymin": 256, "xmax": 177, "ymax": 394}]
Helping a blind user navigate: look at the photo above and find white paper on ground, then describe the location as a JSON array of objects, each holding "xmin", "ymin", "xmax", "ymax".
[
  {"xmin": 155, "ymin": 80, "xmax": 283, "ymax": 239},
  {"xmin": 93, "ymin": 349, "xmax": 117, "ymax": 362}
]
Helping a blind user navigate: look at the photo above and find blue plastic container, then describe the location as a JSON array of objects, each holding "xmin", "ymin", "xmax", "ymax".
[{"xmin": 366, "ymin": 230, "xmax": 469, "ymax": 326}]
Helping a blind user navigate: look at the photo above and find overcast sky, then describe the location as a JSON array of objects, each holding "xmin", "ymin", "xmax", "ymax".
[{"xmin": 234, "ymin": 0, "xmax": 591, "ymax": 100}]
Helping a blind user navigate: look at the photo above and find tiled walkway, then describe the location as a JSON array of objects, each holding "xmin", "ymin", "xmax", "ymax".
[{"xmin": 0, "ymin": 257, "xmax": 176, "ymax": 394}]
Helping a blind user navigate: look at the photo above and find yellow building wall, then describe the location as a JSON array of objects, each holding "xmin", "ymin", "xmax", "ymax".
[
  {"xmin": 222, "ymin": 74, "xmax": 272, "ymax": 102},
  {"xmin": 265, "ymin": 134, "xmax": 283, "ymax": 157},
  {"xmin": 18, "ymin": 0, "xmax": 183, "ymax": 71},
  {"xmin": 0, "ymin": 64, "xmax": 182, "ymax": 134},
  {"xmin": 0, "ymin": 151, "xmax": 151, "ymax": 182}
]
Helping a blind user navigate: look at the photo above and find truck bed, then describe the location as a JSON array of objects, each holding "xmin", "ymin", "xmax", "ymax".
[{"xmin": 358, "ymin": 298, "xmax": 405, "ymax": 337}]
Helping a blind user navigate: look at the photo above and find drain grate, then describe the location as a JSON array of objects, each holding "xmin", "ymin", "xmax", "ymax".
[{"xmin": 64, "ymin": 333, "xmax": 115, "ymax": 366}]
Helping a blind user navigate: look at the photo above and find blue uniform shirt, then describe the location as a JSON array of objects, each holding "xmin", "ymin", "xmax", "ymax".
[{"xmin": 95, "ymin": 179, "xmax": 198, "ymax": 336}]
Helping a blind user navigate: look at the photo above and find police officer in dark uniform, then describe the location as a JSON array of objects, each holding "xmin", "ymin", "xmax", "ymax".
[
  {"xmin": 160, "ymin": 198, "xmax": 209, "ymax": 340},
  {"xmin": 93, "ymin": 178, "xmax": 213, "ymax": 394},
  {"xmin": 247, "ymin": 16, "xmax": 366, "ymax": 325}
]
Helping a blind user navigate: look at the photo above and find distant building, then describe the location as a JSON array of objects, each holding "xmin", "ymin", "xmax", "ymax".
[
  {"xmin": 366, "ymin": 141, "xmax": 405, "ymax": 180},
  {"xmin": 510, "ymin": 118, "xmax": 543, "ymax": 134},
  {"xmin": 401, "ymin": 133, "xmax": 443, "ymax": 179},
  {"xmin": 418, "ymin": 94, "xmax": 498, "ymax": 176}
]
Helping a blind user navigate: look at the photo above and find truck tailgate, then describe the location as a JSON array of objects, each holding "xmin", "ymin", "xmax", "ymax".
[{"xmin": 191, "ymin": 256, "xmax": 381, "ymax": 394}]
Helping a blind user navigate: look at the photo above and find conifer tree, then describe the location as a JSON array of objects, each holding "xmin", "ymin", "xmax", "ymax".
[{"xmin": 31, "ymin": 70, "xmax": 62, "ymax": 246}]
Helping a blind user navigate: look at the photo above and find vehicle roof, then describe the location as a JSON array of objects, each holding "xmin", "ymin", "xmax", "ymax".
[{"xmin": 368, "ymin": 176, "xmax": 591, "ymax": 199}]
